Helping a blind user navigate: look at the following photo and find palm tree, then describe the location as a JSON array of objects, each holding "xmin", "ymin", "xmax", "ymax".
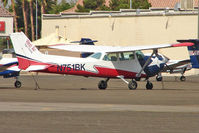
[
  {"xmin": 27, "ymin": 0, "xmax": 35, "ymax": 40},
  {"xmin": 1, "ymin": 0, "xmax": 18, "ymax": 32},
  {"xmin": 22, "ymin": 0, "xmax": 28, "ymax": 36}
]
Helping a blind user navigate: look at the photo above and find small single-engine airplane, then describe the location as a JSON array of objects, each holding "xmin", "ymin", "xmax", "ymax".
[
  {"xmin": 10, "ymin": 32, "xmax": 193, "ymax": 90},
  {"xmin": 74, "ymin": 39, "xmax": 192, "ymax": 82},
  {"xmin": 156, "ymin": 59, "xmax": 191, "ymax": 81},
  {"xmin": 0, "ymin": 49, "xmax": 21, "ymax": 88}
]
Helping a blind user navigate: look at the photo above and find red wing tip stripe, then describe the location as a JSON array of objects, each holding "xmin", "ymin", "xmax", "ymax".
[
  {"xmin": 49, "ymin": 44, "xmax": 66, "ymax": 47},
  {"xmin": 172, "ymin": 42, "xmax": 194, "ymax": 47}
]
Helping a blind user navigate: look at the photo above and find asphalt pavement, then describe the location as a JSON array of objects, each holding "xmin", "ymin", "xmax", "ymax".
[{"xmin": 0, "ymin": 74, "xmax": 199, "ymax": 133}]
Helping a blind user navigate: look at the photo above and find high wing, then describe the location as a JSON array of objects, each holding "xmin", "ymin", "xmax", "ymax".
[{"xmin": 49, "ymin": 43, "xmax": 193, "ymax": 53}]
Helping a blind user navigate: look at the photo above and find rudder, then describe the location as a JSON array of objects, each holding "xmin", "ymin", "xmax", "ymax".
[
  {"xmin": 10, "ymin": 32, "xmax": 42, "ymax": 70},
  {"xmin": 178, "ymin": 39, "xmax": 199, "ymax": 68}
]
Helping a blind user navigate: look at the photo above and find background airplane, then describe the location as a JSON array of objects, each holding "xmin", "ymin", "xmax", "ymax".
[
  {"xmin": 156, "ymin": 59, "xmax": 191, "ymax": 81},
  {"xmin": 0, "ymin": 49, "xmax": 21, "ymax": 88},
  {"xmin": 10, "ymin": 32, "xmax": 193, "ymax": 90},
  {"xmin": 178, "ymin": 39, "xmax": 199, "ymax": 69}
]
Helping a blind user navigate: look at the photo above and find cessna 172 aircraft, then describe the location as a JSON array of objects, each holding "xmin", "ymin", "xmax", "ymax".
[
  {"xmin": 76, "ymin": 40, "xmax": 192, "ymax": 82},
  {"xmin": 0, "ymin": 49, "xmax": 21, "ymax": 88},
  {"xmin": 10, "ymin": 32, "xmax": 193, "ymax": 90}
]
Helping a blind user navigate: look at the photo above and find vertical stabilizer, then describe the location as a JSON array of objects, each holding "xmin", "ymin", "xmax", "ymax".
[
  {"xmin": 178, "ymin": 39, "xmax": 199, "ymax": 68},
  {"xmin": 10, "ymin": 32, "xmax": 42, "ymax": 70}
]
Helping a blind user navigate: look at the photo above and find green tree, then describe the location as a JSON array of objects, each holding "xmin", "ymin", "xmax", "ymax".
[
  {"xmin": 76, "ymin": 0, "xmax": 107, "ymax": 12},
  {"xmin": 110, "ymin": 0, "xmax": 151, "ymax": 11},
  {"xmin": 27, "ymin": 0, "xmax": 35, "ymax": 40},
  {"xmin": 48, "ymin": 0, "xmax": 72, "ymax": 14},
  {"xmin": 21, "ymin": 0, "xmax": 28, "ymax": 36}
]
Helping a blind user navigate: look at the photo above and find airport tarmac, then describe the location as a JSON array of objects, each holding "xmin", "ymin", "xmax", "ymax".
[{"xmin": 0, "ymin": 74, "xmax": 199, "ymax": 133}]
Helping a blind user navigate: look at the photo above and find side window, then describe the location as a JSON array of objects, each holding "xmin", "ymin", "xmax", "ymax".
[
  {"xmin": 120, "ymin": 52, "xmax": 134, "ymax": 60},
  {"xmin": 103, "ymin": 53, "xmax": 117, "ymax": 61}
]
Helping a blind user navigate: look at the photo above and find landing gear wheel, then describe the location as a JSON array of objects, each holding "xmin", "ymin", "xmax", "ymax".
[
  {"xmin": 98, "ymin": 80, "xmax": 107, "ymax": 90},
  {"xmin": 156, "ymin": 75, "xmax": 162, "ymax": 81},
  {"xmin": 180, "ymin": 76, "xmax": 186, "ymax": 81},
  {"xmin": 146, "ymin": 81, "xmax": 153, "ymax": 90},
  {"xmin": 15, "ymin": 81, "xmax": 22, "ymax": 88},
  {"xmin": 128, "ymin": 80, "xmax": 137, "ymax": 90}
]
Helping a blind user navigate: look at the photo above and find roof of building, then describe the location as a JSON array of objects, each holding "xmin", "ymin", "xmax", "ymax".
[
  {"xmin": 0, "ymin": 6, "xmax": 13, "ymax": 17},
  {"xmin": 148, "ymin": 0, "xmax": 198, "ymax": 8}
]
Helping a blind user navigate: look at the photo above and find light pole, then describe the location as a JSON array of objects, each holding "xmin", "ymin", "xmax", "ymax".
[
  {"xmin": 130, "ymin": 0, "xmax": 132, "ymax": 9},
  {"xmin": 36, "ymin": 0, "xmax": 38, "ymax": 40}
]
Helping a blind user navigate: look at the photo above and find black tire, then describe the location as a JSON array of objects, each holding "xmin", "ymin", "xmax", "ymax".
[
  {"xmin": 146, "ymin": 81, "xmax": 153, "ymax": 90},
  {"xmin": 128, "ymin": 80, "xmax": 137, "ymax": 90},
  {"xmin": 98, "ymin": 80, "xmax": 107, "ymax": 90},
  {"xmin": 15, "ymin": 81, "xmax": 22, "ymax": 88},
  {"xmin": 135, "ymin": 77, "xmax": 141, "ymax": 81},
  {"xmin": 156, "ymin": 76, "xmax": 162, "ymax": 81},
  {"xmin": 180, "ymin": 76, "xmax": 186, "ymax": 82}
]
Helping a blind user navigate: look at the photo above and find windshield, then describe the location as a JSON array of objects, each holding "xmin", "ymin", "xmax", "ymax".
[
  {"xmin": 135, "ymin": 50, "xmax": 144, "ymax": 60},
  {"xmin": 89, "ymin": 52, "xmax": 102, "ymax": 59}
]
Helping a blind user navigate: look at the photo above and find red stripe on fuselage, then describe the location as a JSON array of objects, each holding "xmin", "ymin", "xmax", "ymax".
[
  {"xmin": 16, "ymin": 57, "xmax": 147, "ymax": 78},
  {"xmin": 40, "ymin": 65, "xmax": 147, "ymax": 79},
  {"xmin": 17, "ymin": 56, "xmax": 49, "ymax": 70}
]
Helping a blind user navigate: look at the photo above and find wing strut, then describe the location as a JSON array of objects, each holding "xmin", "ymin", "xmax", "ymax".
[{"xmin": 136, "ymin": 49, "xmax": 157, "ymax": 78}]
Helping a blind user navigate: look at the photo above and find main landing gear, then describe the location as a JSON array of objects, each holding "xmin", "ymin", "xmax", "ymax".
[
  {"xmin": 128, "ymin": 79, "xmax": 153, "ymax": 90},
  {"xmin": 97, "ymin": 77, "xmax": 154, "ymax": 90},
  {"xmin": 14, "ymin": 77, "xmax": 22, "ymax": 88},
  {"xmin": 98, "ymin": 78, "xmax": 110, "ymax": 90},
  {"xmin": 118, "ymin": 76, "xmax": 153, "ymax": 90}
]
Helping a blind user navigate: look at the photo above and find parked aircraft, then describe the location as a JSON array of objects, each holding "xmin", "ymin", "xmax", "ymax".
[
  {"xmin": 0, "ymin": 49, "xmax": 21, "ymax": 88},
  {"xmin": 178, "ymin": 39, "xmax": 199, "ymax": 69},
  {"xmin": 156, "ymin": 59, "xmax": 191, "ymax": 81},
  {"xmin": 75, "ymin": 39, "xmax": 192, "ymax": 82},
  {"xmin": 10, "ymin": 32, "xmax": 193, "ymax": 90}
]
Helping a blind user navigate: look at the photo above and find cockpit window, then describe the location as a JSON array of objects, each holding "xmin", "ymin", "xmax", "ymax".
[
  {"xmin": 89, "ymin": 53, "xmax": 102, "ymax": 59},
  {"xmin": 135, "ymin": 50, "xmax": 144, "ymax": 60},
  {"xmin": 103, "ymin": 53, "xmax": 117, "ymax": 61},
  {"xmin": 118, "ymin": 52, "xmax": 134, "ymax": 61}
]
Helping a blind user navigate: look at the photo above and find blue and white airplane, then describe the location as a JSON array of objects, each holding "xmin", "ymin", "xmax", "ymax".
[
  {"xmin": 178, "ymin": 39, "xmax": 199, "ymax": 69},
  {"xmin": 0, "ymin": 49, "xmax": 21, "ymax": 88}
]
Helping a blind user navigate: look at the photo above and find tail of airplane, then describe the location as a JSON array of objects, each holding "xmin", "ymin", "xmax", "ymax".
[
  {"xmin": 10, "ymin": 32, "xmax": 42, "ymax": 70},
  {"xmin": 177, "ymin": 39, "xmax": 199, "ymax": 68}
]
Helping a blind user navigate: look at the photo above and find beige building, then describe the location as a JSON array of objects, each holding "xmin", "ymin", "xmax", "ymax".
[
  {"xmin": 0, "ymin": 7, "xmax": 13, "ymax": 37},
  {"xmin": 42, "ymin": 9, "xmax": 199, "ymax": 75}
]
